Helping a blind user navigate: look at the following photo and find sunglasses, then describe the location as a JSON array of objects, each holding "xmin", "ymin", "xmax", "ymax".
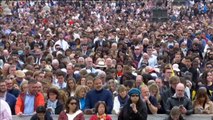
[
  {"xmin": 70, "ymin": 102, "xmax": 77, "ymax": 105},
  {"xmin": 131, "ymin": 94, "xmax": 139, "ymax": 97}
]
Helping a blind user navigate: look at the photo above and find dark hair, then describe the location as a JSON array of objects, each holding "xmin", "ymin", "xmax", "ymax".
[
  {"xmin": 36, "ymin": 106, "xmax": 46, "ymax": 113},
  {"xmin": 47, "ymin": 88, "xmax": 60, "ymax": 99},
  {"xmin": 65, "ymin": 97, "xmax": 79, "ymax": 113},
  {"xmin": 56, "ymin": 70, "xmax": 65, "ymax": 77},
  {"xmin": 0, "ymin": 79, "xmax": 5, "ymax": 83},
  {"xmin": 28, "ymin": 79, "xmax": 37, "ymax": 84},
  {"xmin": 94, "ymin": 101, "xmax": 107, "ymax": 114},
  {"xmin": 66, "ymin": 77, "xmax": 76, "ymax": 92}
]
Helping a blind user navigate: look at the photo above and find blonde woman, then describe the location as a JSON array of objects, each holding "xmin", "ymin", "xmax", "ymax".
[
  {"xmin": 148, "ymin": 83, "xmax": 161, "ymax": 102},
  {"xmin": 75, "ymin": 85, "xmax": 87, "ymax": 111},
  {"xmin": 20, "ymin": 81, "xmax": 28, "ymax": 93}
]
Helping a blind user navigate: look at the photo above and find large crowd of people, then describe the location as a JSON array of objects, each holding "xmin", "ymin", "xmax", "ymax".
[{"xmin": 0, "ymin": 0, "xmax": 213, "ymax": 120}]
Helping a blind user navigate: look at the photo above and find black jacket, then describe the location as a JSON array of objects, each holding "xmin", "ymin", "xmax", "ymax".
[
  {"xmin": 30, "ymin": 112, "xmax": 53, "ymax": 120},
  {"xmin": 165, "ymin": 95, "xmax": 193, "ymax": 115},
  {"xmin": 45, "ymin": 100, "xmax": 63, "ymax": 115},
  {"xmin": 118, "ymin": 99, "xmax": 147, "ymax": 120}
]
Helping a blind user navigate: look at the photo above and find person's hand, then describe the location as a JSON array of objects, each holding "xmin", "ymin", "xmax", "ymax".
[
  {"xmin": 84, "ymin": 109, "xmax": 94, "ymax": 115},
  {"xmin": 143, "ymin": 96, "xmax": 149, "ymax": 102},
  {"xmin": 130, "ymin": 103, "xmax": 138, "ymax": 113},
  {"xmin": 179, "ymin": 106, "xmax": 187, "ymax": 114},
  {"xmin": 203, "ymin": 109, "xmax": 209, "ymax": 114},
  {"xmin": 17, "ymin": 112, "xmax": 23, "ymax": 117}
]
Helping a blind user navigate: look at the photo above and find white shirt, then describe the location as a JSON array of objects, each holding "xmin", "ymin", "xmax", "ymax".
[
  {"xmin": 54, "ymin": 39, "xmax": 69, "ymax": 51},
  {"xmin": 113, "ymin": 96, "xmax": 121, "ymax": 115}
]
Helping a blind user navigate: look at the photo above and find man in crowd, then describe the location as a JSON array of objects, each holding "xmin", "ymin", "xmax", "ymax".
[
  {"xmin": 15, "ymin": 79, "xmax": 45, "ymax": 116},
  {"xmin": 85, "ymin": 76, "xmax": 113, "ymax": 114},
  {"xmin": 165, "ymin": 83, "xmax": 193, "ymax": 115}
]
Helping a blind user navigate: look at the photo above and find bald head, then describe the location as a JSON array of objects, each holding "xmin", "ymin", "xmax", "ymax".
[
  {"xmin": 3, "ymin": 50, "xmax": 9, "ymax": 56},
  {"xmin": 176, "ymin": 83, "xmax": 185, "ymax": 98}
]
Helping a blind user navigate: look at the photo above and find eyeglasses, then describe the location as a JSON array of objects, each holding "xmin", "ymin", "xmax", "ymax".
[
  {"xmin": 131, "ymin": 94, "xmax": 139, "ymax": 97},
  {"xmin": 70, "ymin": 102, "xmax": 77, "ymax": 105},
  {"xmin": 206, "ymin": 66, "xmax": 212, "ymax": 68}
]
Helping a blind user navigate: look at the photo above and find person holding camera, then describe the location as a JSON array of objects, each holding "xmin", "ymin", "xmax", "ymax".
[{"xmin": 165, "ymin": 83, "xmax": 193, "ymax": 115}]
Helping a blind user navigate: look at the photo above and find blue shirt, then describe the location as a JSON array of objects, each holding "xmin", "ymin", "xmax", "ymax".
[
  {"xmin": 79, "ymin": 98, "xmax": 86, "ymax": 111},
  {"xmin": 23, "ymin": 93, "xmax": 35, "ymax": 115}
]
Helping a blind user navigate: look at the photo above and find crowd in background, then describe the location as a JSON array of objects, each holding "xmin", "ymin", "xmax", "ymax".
[{"xmin": 0, "ymin": 0, "xmax": 213, "ymax": 120}]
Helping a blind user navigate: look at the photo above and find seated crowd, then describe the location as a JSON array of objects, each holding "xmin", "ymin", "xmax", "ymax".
[{"xmin": 0, "ymin": 0, "xmax": 213, "ymax": 120}]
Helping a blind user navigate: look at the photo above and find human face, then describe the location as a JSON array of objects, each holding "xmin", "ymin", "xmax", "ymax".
[
  {"xmin": 165, "ymin": 69, "xmax": 172, "ymax": 79},
  {"xmin": 80, "ymin": 78, "xmax": 86, "ymax": 85},
  {"xmin": 49, "ymin": 92, "xmax": 57, "ymax": 101},
  {"xmin": 171, "ymin": 82, "xmax": 179, "ymax": 90},
  {"xmin": 206, "ymin": 65, "xmax": 212, "ymax": 71},
  {"xmin": 5, "ymin": 80, "xmax": 13, "ymax": 90},
  {"xmin": 136, "ymin": 75, "xmax": 143, "ymax": 87},
  {"xmin": 37, "ymin": 113, "xmax": 45, "ymax": 120},
  {"xmin": 98, "ymin": 104, "xmax": 106, "ymax": 115},
  {"xmin": 86, "ymin": 58, "xmax": 93, "ymax": 68},
  {"xmin": 29, "ymin": 83, "xmax": 37, "ymax": 95},
  {"xmin": 176, "ymin": 85, "xmax": 185, "ymax": 98},
  {"xmin": 185, "ymin": 59, "xmax": 192, "ymax": 67},
  {"xmin": 67, "ymin": 66, "xmax": 74, "ymax": 74},
  {"xmin": 57, "ymin": 76, "xmax": 64, "ymax": 84},
  {"xmin": 68, "ymin": 80, "xmax": 75, "ymax": 89},
  {"xmin": 119, "ymin": 90, "xmax": 127, "ymax": 98},
  {"xmin": 134, "ymin": 48, "xmax": 141, "ymax": 55},
  {"xmin": 68, "ymin": 100, "xmax": 77, "ymax": 112},
  {"xmin": 142, "ymin": 87, "xmax": 149, "ymax": 97},
  {"xmin": 155, "ymin": 78, "xmax": 162, "ymax": 87},
  {"xmin": 130, "ymin": 94, "xmax": 139, "ymax": 103},
  {"xmin": 86, "ymin": 80, "xmax": 93, "ymax": 89},
  {"xmin": 22, "ymin": 83, "xmax": 28, "ymax": 93},
  {"xmin": 79, "ymin": 89, "xmax": 86, "ymax": 98},
  {"xmin": 174, "ymin": 54, "xmax": 181, "ymax": 63},
  {"xmin": 0, "ymin": 82, "xmax": 7, "ymax": 93},
  {"xmin": 116, "ymin": 65, "xmax": 123, "ymax": 72},
  {"xmin": 207, "ymin": 72, "xmax": 213, "ymax": 82},
  {"xmin": 94, "ymin": 79, "xmax": 102, "ymax": 91}
]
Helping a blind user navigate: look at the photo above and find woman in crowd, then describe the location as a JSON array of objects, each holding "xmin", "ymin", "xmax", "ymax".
[
  {"xmin": 45, "ymin": 87, "xmax": 63, "ymax": 115},
  {"xmin": 118, "ymin": 88, "xmax": 147, "ymax": 120},
  {"xmin": 75, "ymin": 85, "xmax": 87, "ymax": 111},
  {"xmin": 107, "ymin": 79, "xmax": 118, "ymax": 97},
  {"xmin": 65, "ymin": 77, "xmax": 77, "ymax": 97},
  {"xmin": 113, "ymin": 85, "xmax": 129, "ymax": 115},
  {"xmin": 58, "ymin": 89, "xmax": 68, "ymax": 108},
  {"xmin": 116, "ymin": 63, "xmax": 123, "ymax": 80},
  {"xmin": 58, "ymin": 97, "xmax": 85, "ymax": 120},
  {"xmin": 89, "ymin": 101, "xmax": 112, "ymax": 120},
  {"xmin": 193, "ymin": 87, "xmax": 213, "ymax": 114},
  {"xmin": 20, "ymin": 81, "xmax": 28, "ymax": 93},
  {"xmin": 200, "ymin": 70, "xmax": 213, "ymax": 96}
]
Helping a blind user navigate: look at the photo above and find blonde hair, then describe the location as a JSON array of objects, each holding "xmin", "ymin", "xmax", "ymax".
[
  {"xmin": 20, "ymin": 81, "xmax": 28, "ymax": 92},
  {"xmin": 148, "ymin": 83, "xmax": 161, "ymax": 102},
  {"xmin": 74, "ymin": 85, "xmax": 87, "ymax": 99}
]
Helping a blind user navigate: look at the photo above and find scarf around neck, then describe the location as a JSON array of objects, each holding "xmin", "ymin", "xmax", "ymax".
[{"xmin": 118, "ymin": 95, "xmax": 128, "ymax": 107}]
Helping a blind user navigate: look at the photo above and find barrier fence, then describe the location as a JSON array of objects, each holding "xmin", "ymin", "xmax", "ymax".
[{"xmin": 12, "ymin": 114, "xmax": 213, "ymax": 120}]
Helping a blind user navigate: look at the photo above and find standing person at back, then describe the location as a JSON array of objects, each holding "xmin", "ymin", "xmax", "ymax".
[{"xmin": 84, "ymin": 76, "xmax": 113, "ymax": 114}]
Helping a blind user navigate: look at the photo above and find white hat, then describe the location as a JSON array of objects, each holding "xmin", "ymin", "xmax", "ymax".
[
  {"xmin": 96, "ymin": 60, "xmax": 106, "ymax": 68},
  {"xmin": 172, "ymin": 64, "xmax": 180, "ymax": 72}
]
